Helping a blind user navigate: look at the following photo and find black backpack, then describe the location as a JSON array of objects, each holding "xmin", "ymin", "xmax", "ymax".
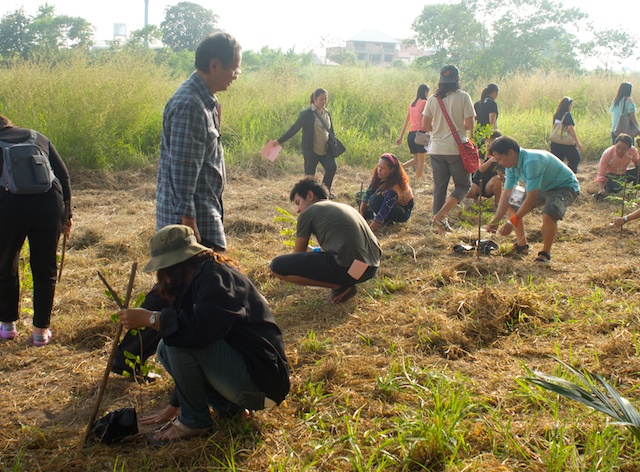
[{"xmin": 0, "ymin": 130, "xmax": 55, "ymax": 194}]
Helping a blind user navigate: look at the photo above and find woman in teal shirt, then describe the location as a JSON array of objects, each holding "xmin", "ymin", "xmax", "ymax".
[{"xmin": 610, "ymin": 82, "xmax": 639, "ymax": 144}]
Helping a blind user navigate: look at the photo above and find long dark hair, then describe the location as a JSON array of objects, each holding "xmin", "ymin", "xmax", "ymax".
[
  {"xmin": 435, "ymin": 82, "xmax": 460, "ymax": 98},
  {"xmin": 614, "ymin": 82, "xmax": 633, "ymax": 107},
  {"xmin": 369, "ymin": 153, "xmax": 410, "ymax": 193},
  {"xmin": 309, "ymin": 88, "xmax": 327, "ymax": 105},
  {"xmin": 480, "ymin": 83, "xmax": 499, "ymax": 102},
  {"xmin": 411, "ymin": 84, "xmax": 429, "ymax": 106},
  {"xmin": 553, "ymin": 97, "xmax": 573, "ymax": 122},
  {"xmin": 155, "ymin": 251, "xmax": 238, "ymax": 307}
]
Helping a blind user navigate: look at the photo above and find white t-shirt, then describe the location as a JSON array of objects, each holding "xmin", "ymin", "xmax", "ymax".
[{"xmin": 423, "ymin": 90, "xmax": 475, "ymax": 155}]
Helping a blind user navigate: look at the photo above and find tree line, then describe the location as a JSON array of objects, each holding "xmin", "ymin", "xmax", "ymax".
[{"xmin": 0, "ymin": 0, "xmax": 635, "ymax": 74}]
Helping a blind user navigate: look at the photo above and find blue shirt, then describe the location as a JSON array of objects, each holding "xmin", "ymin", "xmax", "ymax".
[
  {"xmin": 504, "ymin": 148, "xmax": 580, "ymax": 193},
  {"xmin": 156, "ymin": 72, "xmax": 226, "ymax": 249}
]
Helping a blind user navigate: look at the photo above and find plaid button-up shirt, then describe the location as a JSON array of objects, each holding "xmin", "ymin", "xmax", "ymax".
[{"xmin": 156, "ymin": 72, "xmax": 226, "ymax": 249}]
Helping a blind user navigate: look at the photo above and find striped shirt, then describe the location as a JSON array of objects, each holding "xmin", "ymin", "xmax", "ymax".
[{"xmin": 156, "ymin": 72, "xmax": 226, "ymax": 249}]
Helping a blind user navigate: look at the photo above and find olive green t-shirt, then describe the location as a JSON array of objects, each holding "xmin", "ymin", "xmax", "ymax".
[{"xmin": 296, "ymin": 200, "xmax": 381, "ymax": 268}]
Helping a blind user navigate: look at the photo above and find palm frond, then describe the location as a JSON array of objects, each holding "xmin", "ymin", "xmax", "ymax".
[{"xmin": 525, "ymin": 357, "xmax": 640, "ymax": 441}]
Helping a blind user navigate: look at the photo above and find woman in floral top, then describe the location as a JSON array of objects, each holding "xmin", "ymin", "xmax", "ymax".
[
  {"xmin": 594, "ymin": 134, "xmax": 639, "ymax": 196},
  {"xmin": 359, "ymin": 153, "xmax": 414, "ymax": 232}
]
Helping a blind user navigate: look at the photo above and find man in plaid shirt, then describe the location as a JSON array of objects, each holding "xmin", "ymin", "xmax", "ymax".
[
  {"xmin": 113, "ymin": 33, "xmax": 242, "ymax": 378},
  {"xmin": 156, "ymin": 32, "xmax": 242, "ymax": 252}
]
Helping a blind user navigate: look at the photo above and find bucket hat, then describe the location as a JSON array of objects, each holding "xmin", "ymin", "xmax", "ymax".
[
  {"xmin": 143, "ymin": 225, "xmax": 209, "ymax": 272},
  {"xmin": 439, "ymin": 65, "xmax": 459, "ymax": 84}
]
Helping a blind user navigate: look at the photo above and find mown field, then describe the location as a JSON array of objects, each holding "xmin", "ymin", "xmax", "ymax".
[
  {"xmin": 2, "ymin": 57, "xmax": 640, "ymax": 470},
  {"xmin": 2, "ymin": 156, "xmax": 640, "ymax": 471}
]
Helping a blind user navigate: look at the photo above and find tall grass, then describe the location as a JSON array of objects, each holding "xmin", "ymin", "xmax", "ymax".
[{"xmin": 0, "ymin": 53, "xmax": 638, "ymax": 169}]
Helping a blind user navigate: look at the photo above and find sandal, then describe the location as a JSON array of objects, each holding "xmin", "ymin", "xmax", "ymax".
[
  {"xmin": 147, "ymin": 417, "xmax": 208, "ymax": 446},
  {"xmin": 534, "ymin": 251, "xmax": 551, "ymax": 263},
  {"xmin": 514, "ymin": 243, "xmax": 529, "ymax": 255},
  {"xmin": 433, "ymin": 218, "xmax": 453, "ymax": 233}
]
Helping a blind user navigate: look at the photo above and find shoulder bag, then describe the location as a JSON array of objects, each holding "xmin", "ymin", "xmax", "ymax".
[
  {"xmin": 549, "ymin": 112, "xmax": 576, "ymax": 145},
  {"xmin": 414, "ymin": 131, "xmax": 431, "ymax": 147},
  {"xmin": 313, "ymin": 110, "xmax": 346, "ymax": 157},
  {"xmin": 614, "ymin": 99, "xmax": 640, "ymax": 138},
  {"xmin": 436, "ymin": 97, "xmax": 480, "ymax": 173}
]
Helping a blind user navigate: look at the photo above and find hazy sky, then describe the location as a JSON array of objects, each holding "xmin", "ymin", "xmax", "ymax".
[{"xmin": 1, "ymin": 0, "xmax": 637, "ymax": 60}]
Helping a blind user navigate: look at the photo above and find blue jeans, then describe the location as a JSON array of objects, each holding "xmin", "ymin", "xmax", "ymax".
[{"xmin": 156, "ymin": 339, "xmax": 266, "ymax": 429}]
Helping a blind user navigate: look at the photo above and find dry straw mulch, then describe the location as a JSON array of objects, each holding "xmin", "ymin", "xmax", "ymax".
[{"xmin": 2, "ymin": 162, "xmax": 640, "ymax": 470}]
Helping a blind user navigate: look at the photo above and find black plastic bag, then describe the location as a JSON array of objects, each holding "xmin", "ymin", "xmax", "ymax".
[{"xmin": 94, "ymin": 407, "xmax": 138, "ymax": 444}]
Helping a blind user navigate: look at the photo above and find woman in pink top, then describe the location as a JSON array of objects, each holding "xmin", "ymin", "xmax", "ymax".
[
  {"xmin": 396, "ymin": 84, "xmax": 429, "ymax": 179},
  {"xmin": 594, "ymin": 134, "xmax": 639, "ymax": 196}
]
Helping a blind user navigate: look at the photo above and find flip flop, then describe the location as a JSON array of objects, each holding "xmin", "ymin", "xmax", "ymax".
[
  {"xmin": 432, "ymin": 218, "xmax": 453, "ymax": 232},
  {"xmin": 147, "ymin": 417, "xmax": 208, "ymax": 446}
]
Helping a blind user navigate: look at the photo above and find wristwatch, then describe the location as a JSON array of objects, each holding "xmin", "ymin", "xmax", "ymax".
[
  {"xmin": 149, "ymin": 311, "xmax": 158, "ymax": 327},
  {"xmin": 624, "ymin": 216, "xmax": 629, "ymax": 223}
]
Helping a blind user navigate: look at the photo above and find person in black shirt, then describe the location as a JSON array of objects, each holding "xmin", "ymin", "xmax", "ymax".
[
  {"xmin": 0, "ymin": 114, "xmax": 72, "ymax": 346},
  {"xmin": 118, "ymin": 225, "xmax": 290, "ymax": 445}
]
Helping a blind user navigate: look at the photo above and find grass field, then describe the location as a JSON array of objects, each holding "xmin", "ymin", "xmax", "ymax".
[{"xmin": 3, "ymin": 157, "xmax": 640, "ymax": 470}]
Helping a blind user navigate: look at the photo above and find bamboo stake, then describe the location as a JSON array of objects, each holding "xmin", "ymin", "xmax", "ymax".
[
  {"xmin": 622, "ymin": 180, "xmax": 627, "ymax": 236},
  {"xmin": 82, "ymin": 263, "xmax": 137, "ymax": 446},
  {"xmin": 57, "ymin": 233, "xmax": 67, "ymax": 283},
  {"xmin": 477, "ymin": 179, "xmax": 482, "ymax": 259}
]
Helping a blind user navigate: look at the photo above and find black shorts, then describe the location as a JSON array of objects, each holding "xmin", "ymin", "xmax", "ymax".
[
  {"xmin": 407, "ymin": 131, "xmax": 427, "ymax": 155},
  {"xmin": 270, "ymin": 252, "xmax": 377, "ymax": 287}
]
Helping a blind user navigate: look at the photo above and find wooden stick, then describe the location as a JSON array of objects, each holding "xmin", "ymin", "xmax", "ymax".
[
  {"xmin": 622, "ymin": 180, "xmax": 627, "ymax": 236},
  {"xmin": 477, "ymin": 179, "xmax": 482, "ymax": 259},
  {"xmin": 82, "ymin": 263, "xmax": 137, "ymax": 446},
  {"xmin": 57, "ymin": 233, "xmax": 67, "ymax": 283}
]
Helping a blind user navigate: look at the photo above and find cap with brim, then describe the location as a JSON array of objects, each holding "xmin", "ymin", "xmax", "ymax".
[
  {"xmin": 143, "ymin": 225, "xmax": 209, "ymax": 272},
  {"xmin": 439, "ymin": 65, "xmax": 459, "ymax": 84}
]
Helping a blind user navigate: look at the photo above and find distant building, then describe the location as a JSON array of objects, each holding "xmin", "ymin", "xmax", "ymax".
[{"xmin": 326, "ymin": 29, "xmax": 432, "ymax": 66}]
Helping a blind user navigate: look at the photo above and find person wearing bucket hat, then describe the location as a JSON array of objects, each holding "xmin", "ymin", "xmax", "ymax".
[
  {"xmin": 422, "ymin": 65, "xmax": 475, "ymax": 234},
  {"xmin": 117, "ymin": 225, "xmax": 290, "ymax": 445}
]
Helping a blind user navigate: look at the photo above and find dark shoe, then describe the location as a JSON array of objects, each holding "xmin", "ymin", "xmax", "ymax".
[
  {"xmin": 329, "ymin": 286, "xmax": 357, "ymax": 304},
  {"xmin": 534, "ymin": 251, "xmax": 551, "ymax": 263},
  {"xmin": 514, "ymin": 243, "xmax": 529, "ymax": 255}
]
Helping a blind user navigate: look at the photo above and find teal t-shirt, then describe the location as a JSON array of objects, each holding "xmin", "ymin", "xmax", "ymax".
[
  {"xmin": 504, "ymin": 149, "xmax": 580, "ymax": 193},
  {"xmin": 610, "ymin": 97, "xmax": 637, "ymax": 133}
]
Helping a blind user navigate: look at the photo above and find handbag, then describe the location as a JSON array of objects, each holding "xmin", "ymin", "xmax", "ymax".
[
  {"xmin": 549, "ymin": 112, "xmax": 575, "ymax": 145},
  {"xmin": 313, "ymin": 110, "xmax": 346, "ymax": 157},
  {"xmin": 614, "ymin": 99, "xmax": 640, "ymax": 137},
  {"xmin": 414, "ymin": 131, "xmax": 431, "ymax": 147},
  {"xmin": 436, "ymin": 97, "xmax": 480, "ymax": 173}
]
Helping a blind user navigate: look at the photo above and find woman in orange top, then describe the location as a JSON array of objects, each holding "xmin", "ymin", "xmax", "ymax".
[{"xmin": 396, "ymin": 84, "xmax": 430, "ymax": 179}]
